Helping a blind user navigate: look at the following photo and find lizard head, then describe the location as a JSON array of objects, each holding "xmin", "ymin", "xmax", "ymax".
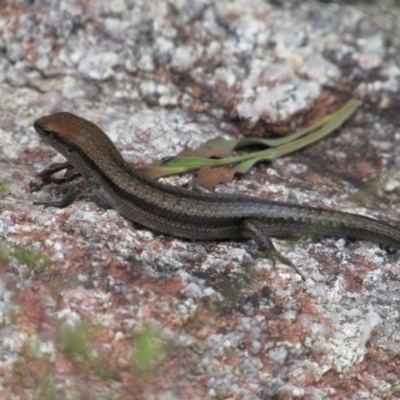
[{"xmin": 34, "ymin": 112, "xmax": 126, "ymax": 175}]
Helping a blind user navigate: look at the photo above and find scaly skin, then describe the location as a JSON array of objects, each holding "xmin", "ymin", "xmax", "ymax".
[{"xmin": 33, "ymin": 112, "xmax": 400, "ymax": 260}]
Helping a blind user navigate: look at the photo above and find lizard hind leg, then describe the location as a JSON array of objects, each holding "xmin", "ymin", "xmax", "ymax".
[{"xmin": 239, "ymin": 218, "xmax": 295, "ymax": 268}]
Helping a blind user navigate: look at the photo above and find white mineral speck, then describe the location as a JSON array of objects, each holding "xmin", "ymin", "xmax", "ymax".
[
  {"xmin": 103, "ymin": 0, "xmax": 125, "ymax": 13},
  {"xmin": 78, "ymin": 52, "xmax": 119, "ymax": 80},
  {"xmin": 281, "ymin": 310, "xmax": 297, "ymax": 321},
  {"xmin": 358, "ymin": 35, "xmax": 385, "ymax": 71},
  {"xmin": 249, "ymin": 340, "xmax": 261, "ymax": 355},
  {"xmin": 51, "ymin": 252, "xmax": 64, "ymax": 262},
  {"xmin": 78, "ymin": 274, "xmax": 88, "ymax": 282},
  {"xmin": 175, "ymin": 333, "xmax": 195, "ymax": 347},
  {"xmin": 261, "ymin": 63, "xmax": 295, "ymax": 84},
  {"xmin": 268, "ymin": 346, "xmax": 288, "ymax": 364},
  {"xmin": 155, "ymin": 37, "xmax": 175, "ymax": 57},
  {"xmin": 53, "ymin": 241, "xmax": 62, "ymax": 252},
  {"xmin": 160, "ymin": 327, "xmax": 176, "ymax": 341},
  {"xmin": 171, "ymin": 47, "xmax": 195, "ymax": 71},
  {"xmin": 56, "ymin": 309, "xmax": 81, "ymax": 325},
  {"xmin": 181, "ymin": 282, "xmax": 204, "ymax": 299},
  {"xmin": 236, "ymin": 101, "xmax": 260, "ymax": 125},
  {"xmin": 301, "ymin": 55, "xmax": 341, "ymax": 84}
]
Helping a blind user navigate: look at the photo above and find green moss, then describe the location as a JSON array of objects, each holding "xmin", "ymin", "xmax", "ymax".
[
  {"xmin": 130, "ymin": 327, "xmax": 165, "ymax": 373},
  {"xmin": 0, "ymin": 242, "xmax": 48, "ymax": 270},
  {"xmin": 30, "ymin": 378, "xmax": 86, "ymax": 400},
  {"xmin": 88, "ymin": 359, "xmax": 119, "ymax": 381},
  {"xmin": 58, "ymin": 323, "xmax": 119, "ymax": 381},
  {"xmin": 219, "ymin": 272, "xmax": 253, "ymax": 303},
  {"xmin": 31, "ymin": 378, "xmax": 58, "ymax": 400},
  {"xmin": 12, "ymin": 337, "xmax": 57, "ymax": 400},
  {"xmin": 58, "ymin": 323, "xmax": 96, "ymax": 359},
  {"xmin": 0, "ymin": 180, "xmax": 8, "ymax": 196}
]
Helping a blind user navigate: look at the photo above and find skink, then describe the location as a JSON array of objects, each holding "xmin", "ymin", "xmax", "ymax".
[{"xmin": 33, "ymin": 112, "xmax": 400, "ymax": 262}]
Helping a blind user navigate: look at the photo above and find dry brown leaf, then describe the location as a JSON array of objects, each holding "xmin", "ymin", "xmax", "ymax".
[{"xmin": 193, "ymin": 166, "xmax": 238, "ymax": 188}]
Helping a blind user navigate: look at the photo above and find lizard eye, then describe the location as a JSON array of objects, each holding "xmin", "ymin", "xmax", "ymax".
[
  {"xmin": 33, "ymin": 122, "xmax": 53, "ymax": 137},
  {"xmin": 42, "ymin": 128, "xmax": 53, "ymax": 137}
]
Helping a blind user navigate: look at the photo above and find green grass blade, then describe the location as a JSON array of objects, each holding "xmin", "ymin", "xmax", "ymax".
[{"xmin": 140, "ymin": 99, "xmax": 358, "ymax": 178}]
